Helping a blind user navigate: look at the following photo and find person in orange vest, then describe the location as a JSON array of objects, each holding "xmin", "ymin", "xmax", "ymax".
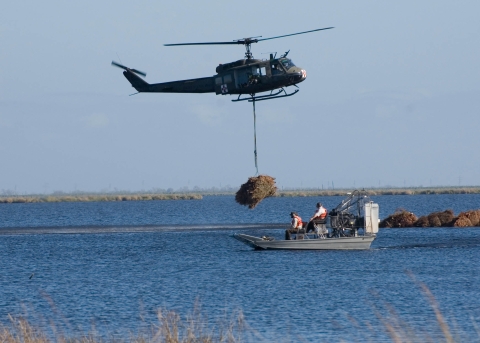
[
  {"xmin": 285, "ymin": 211, "xmax": 303, "ymax": 240},
  {"xmin": 307, "ymin": 202, "xmax": 328, "ymax": 234},
  {"xmin": 311, "ymin": 202, "xmax": 327, "ymax": 220}
]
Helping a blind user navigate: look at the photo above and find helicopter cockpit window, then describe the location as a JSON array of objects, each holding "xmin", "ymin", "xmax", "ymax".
[{"xmin": 280, "ymin": 59, "xmax": 296, "ymax": 70}]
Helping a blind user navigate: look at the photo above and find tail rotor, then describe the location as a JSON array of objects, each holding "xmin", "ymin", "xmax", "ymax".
[{"xmin": 111, "ymin": 61, "xmax": 147, "ymax": 77}]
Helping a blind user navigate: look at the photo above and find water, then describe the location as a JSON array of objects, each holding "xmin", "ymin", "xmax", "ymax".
[{"xmin": 1, "ymin": 194, "xmax": 480, "ymax": 341}]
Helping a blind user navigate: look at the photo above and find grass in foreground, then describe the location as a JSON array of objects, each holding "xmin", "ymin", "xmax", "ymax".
[
  {"xmin": 1, "ymin": 308, "xmax": 248, "ymax": 343},
  {"xmin": 2, "ymin": 282, "xmax": 479, "ymax": 343}
]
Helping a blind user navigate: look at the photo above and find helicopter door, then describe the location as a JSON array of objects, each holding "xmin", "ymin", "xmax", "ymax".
[
  {"xmin": 234, "ymin": 69, "xmax": 249, "ymax": 89},
  {"xmin": 234, "ymin": 66, "xmax": 266, "ymax": 90},
  {"xmin": 215, "ymin": 74, "xmax": 234, "ymax": 95}
]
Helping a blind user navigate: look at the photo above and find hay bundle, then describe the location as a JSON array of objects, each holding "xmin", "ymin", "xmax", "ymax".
[
  {"xmin": 235, "ymin": 175, "xmax": 277, "ymax": 209},
  {"xmin": 461, "ymin": 210, "xmax": 480, "ymax": 226},
  {"xmin": 427, "ymin": 215, "xmax": 442, "ymax": 227},
  {"xmin": 452, "ymin": 215, "xmax": 473, "ymax": 227},
  {"xmin": 379, "ymin": 210, "xmax": 417, "ymax": 228},
  {"xmin": 426, "ymin": 210, "xmax": 455, "ymax": 227},
  {"xmin": 452, "ymin": 210, "xmax": 480, "ymax": 227},
  {"xmin": 414, "ymin": 216, "xmax": 430, "ymax": 227},
  {"xmin": 413, "ymin": 210, "xmax": 454, "ymax": 227}
]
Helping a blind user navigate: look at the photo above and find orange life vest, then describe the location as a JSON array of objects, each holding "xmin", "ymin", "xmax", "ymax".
[
  {"xmin": 293, "ymin": 215, "xmax": 303, "ymax": 229},
  {"xmin": 319, "ymin": 208, "xmax": 328, "ymax": 219}
]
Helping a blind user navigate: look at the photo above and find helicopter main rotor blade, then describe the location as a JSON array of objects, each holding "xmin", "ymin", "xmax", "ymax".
[
  {"xmin": 111, "ymin": 61, "xmax": 147, "ymax": 77},
  {"xmin": 164, "ymin": 42, "xmax": 243, "ymax": 46},
  {"xmin": 164, "ymin": 27, "xmax": 333, "ymax": 49},
  {"xmin": 257, "ymin": 27, "xmax": 334, "ymax": 42}
]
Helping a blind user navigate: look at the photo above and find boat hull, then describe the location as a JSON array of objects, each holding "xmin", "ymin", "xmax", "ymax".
[{"xmin": 233, "ymin": 233, "xmax": 375, "ymax": 250}]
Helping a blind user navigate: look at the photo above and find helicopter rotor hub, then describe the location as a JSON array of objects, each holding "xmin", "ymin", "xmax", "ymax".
[{"xmin": 244, "ymin": 43, "xmax": 253, "ymax": 59}]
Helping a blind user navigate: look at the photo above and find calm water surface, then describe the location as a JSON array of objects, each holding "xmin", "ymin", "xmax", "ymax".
[{"xmin": 1, "ymin": 194, "xmax": 480, "ymax": 342}]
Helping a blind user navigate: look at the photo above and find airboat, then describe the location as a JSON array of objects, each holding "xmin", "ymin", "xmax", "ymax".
[{"xmin": 233, "ymin": 190, "xmax": 379, "ymax": 250}]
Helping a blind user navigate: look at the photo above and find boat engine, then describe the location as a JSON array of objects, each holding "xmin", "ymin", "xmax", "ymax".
[{"xmin": 328, "ymin": 190, "xmax": 379, "ymax": 237}]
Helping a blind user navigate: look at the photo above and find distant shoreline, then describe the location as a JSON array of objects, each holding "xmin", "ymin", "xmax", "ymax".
[
  {"xmin": 1, "ymin": 186, "xmax": 479, "ymax": 204},
  {"xmin": 275, "ymin": 186, "xmax": 480, "ymax": 197},
  {"xmin": 0, "ymin": 194, "xmax": 203, "ymax": 204}
]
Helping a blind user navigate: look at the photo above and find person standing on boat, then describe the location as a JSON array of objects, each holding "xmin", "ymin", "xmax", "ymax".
[
  {"xmin": 285, "ymin": 212, "xmax": 303, "ymax": 240},
  {"xmin": 307, "ymin": 202, "xmax": 328, "ymax": 234}
]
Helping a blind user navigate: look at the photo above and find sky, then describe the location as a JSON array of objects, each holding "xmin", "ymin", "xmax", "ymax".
[{"xmin": 1, "ymin": 0, "xmax": 479, "ymax": 194}]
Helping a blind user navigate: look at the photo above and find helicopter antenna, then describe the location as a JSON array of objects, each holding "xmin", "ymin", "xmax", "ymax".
[
  {"xmin": 164, "ymin": 27, "xmax": 333, "ymax": 60},
  {"xmin": 116, "ymin": 53, "xmax": 123, "ymax": 64},
  {"xmin": 262, "ymin": 52, "xmax": 278, "ymax": 59}
]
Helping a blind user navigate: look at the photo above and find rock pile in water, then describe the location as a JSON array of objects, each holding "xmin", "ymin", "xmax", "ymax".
[
  {"xmin": 380, "ymin": 209, "xmax": 480, "ymax": 228},
  {"xmin": 235, "ymin": 175, "xmax": 277, "ymax": 209}
]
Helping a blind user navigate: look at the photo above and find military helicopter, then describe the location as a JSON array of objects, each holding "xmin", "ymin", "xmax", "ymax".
[{"xmin": 112, "ymin": 27, "xmax": 333, "ymax": 102}]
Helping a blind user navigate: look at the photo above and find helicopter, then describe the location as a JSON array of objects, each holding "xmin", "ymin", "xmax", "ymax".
[{"xmin": 111, "ymin": 27, "xmax": 333, "ymax": 102}]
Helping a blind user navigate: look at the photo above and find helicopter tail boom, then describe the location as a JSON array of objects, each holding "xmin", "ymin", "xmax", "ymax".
[
  {"xmin": 123, "ymin": 70, "xmax": 150, "ymax": 92},
  {"xmin": 123, "ymin": 72, "xmax": 215, "ymax": 94}
]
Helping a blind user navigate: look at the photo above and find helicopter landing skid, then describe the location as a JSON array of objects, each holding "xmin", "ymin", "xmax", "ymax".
[{"xmin": 231, "ymin": 88, "xmax": 299, "ymax": 102}]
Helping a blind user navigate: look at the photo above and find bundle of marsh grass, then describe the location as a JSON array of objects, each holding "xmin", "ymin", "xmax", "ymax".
[
  {"xmin": 415, "ymin": 216, "xmax": 430, "ymax": 227},
  {"xmin": 415, "ymin": 210, "xmax": 455, "ymax": 227},
  {"xmin": 235, "ymin": 175, "xmax": 277, "ymax": 209},
  {"xmin": 452, "ymin": 209, "xmax": 480, "ymax": 227},
  {"xmin": 452, "ymin": 215, "xmax": 473, "ymax": 227},
  {"xmin": 379, "ymin": 210, "xmax": 417, "ymax": 228},
  {"xmin": 428, "ymin": 209, "xmax": 455, "ymax": 227}
]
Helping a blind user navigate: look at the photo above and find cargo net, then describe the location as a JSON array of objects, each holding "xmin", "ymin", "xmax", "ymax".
[{"xmin": 235, "ymin": 175, "xmax": 277, "ymax": 209}]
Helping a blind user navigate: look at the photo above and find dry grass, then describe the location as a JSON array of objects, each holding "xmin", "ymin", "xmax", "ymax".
[
  {"xmin": 382, "ymin": 209, "xmax": 480, "ymax": 228},
  {"xmin": 235, "ymin": 175, "xmax": 277, "ymax": 209},
  {"xmin": 344, "ymin": 273, "xmax": 480, "ymax": 343},
  {"xmin": 0, "ymin": 307, "xmax": 249, "ymax": 343},
  {"xmin": 1, "ymin": 290, "xmax": 478, "ymax": 343},
  {"xmin": 372, "ymin": 273, "xmax": 460, "ymax": 343},
  {"xmin": 0, "ymin": 316, "xmax": 49, "ymax": 343},
  {"xmin": 380, "ymin": 210, "xmax": 418, "ymax": 228},
  {"xmin": 412, "ymin": 210, "xmax": 456, "ymax": 228},
  {"xmin": 3, "ymin": 187, "xmax": 480, "ymax": 203},
  {"xmin": 276, "ymin": 187, "xmax": 480, "ymax": 197},
  {"xmin": 452, "ymin": 210, "xmax": 480, "ymax": 227}
]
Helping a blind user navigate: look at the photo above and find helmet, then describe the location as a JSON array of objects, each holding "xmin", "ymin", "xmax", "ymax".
[{"xmin": 317, "ymin": 202, "xmax": 322, "ymax": 207}]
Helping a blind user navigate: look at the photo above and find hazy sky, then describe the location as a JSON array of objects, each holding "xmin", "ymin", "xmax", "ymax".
[{"xmin": 1, "ymin": 1, "xmax": 479, "ymax": 193}]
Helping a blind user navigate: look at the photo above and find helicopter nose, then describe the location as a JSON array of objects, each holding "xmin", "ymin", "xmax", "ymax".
[{"xmin": 291, "ymin": 69, "xmax": 306, "ymax": 83}]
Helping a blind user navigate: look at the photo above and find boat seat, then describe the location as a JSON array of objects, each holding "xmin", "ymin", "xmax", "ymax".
[
  {"xmin": 312, "ymin": 221, "xmax": 328, "ymax": 239},
  {"xmin": 294, "ymin": 228, "xmax": 306, "ymax": 240}
]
